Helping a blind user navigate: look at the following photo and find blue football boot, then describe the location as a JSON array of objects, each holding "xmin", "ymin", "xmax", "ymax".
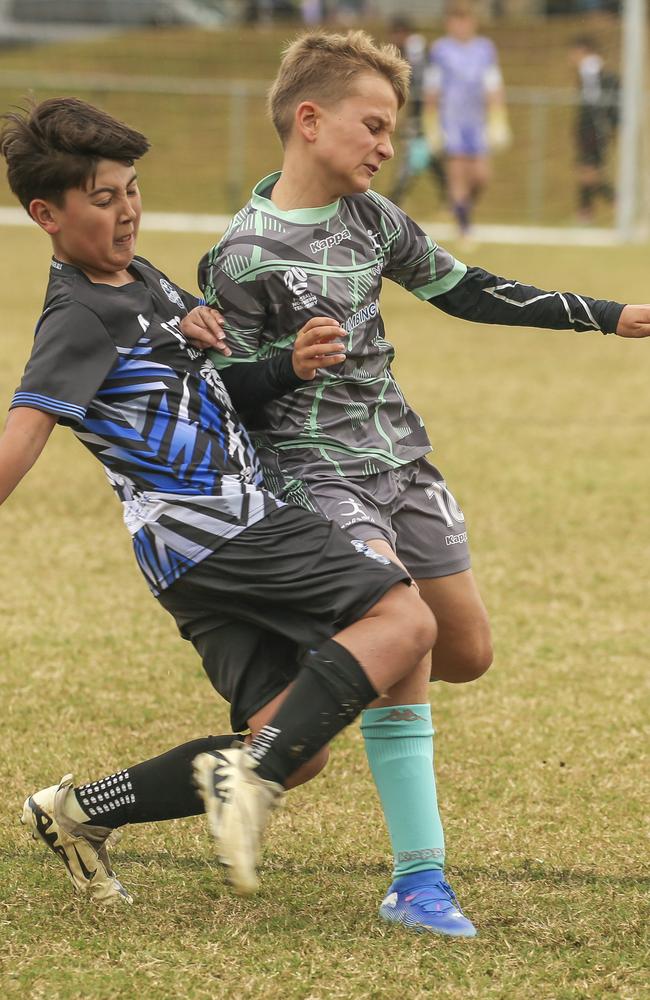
[{"xmin": 379, "ymin": 869, "xmax": 477, "ymax": 937}]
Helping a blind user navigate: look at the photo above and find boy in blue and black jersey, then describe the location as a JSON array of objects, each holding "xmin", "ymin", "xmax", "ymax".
[{"xmin": 1, "ymin": 98, "xmax": 441, "ymax": 911}]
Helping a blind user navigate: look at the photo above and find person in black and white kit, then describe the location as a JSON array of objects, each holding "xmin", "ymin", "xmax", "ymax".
[{"xmin": 568, "ymin": 35, "xmax": 619, "ymax": 224}]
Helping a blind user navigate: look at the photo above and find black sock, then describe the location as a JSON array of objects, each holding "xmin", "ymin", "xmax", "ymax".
[
  {"xmin": 429, "ymin": 156, "xmax": 447, "ymax": 198},
  {"xmin": 74, "ymin": 734, "xmax": 243, "ymax": 828},
  {"xmin": 451, "ymin": 200, "xmax": 471, "ymax": 233},
  {"xmin": 579, "ymin": 183, "xmax": 596, "ymax": 211},
  {"xmin": 596, "ymin": 182, "xmax": 614, "ymax": 203},
  {"xmin": 249, "ymin": 639, "xmax": 377, "ymax": 786}
]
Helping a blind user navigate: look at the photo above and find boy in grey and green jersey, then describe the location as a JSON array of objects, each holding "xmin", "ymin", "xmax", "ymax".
[
  {"xmin": 200, "ymin": 175, "xmax": 465, "ymax": 485},
  {"xmin": 194, "ymin": 30, "xmax": 650, "ymax": 937}
]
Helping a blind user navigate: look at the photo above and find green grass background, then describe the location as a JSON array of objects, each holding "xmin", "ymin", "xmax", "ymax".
[
  {"xmin": 0, "ymin": 223, "xmax": 648, "ymax": 998},
  {"xmin": 0, "ymin": 19, "xmax": 628, "ymax": 223}
]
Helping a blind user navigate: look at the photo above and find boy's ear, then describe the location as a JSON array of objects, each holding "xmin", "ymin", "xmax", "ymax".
[
  {"xmin": 29, "ymin": 198, "xmax": 61, "ymax": 235},
  {"xmin": 294, "ymin": 101, "xmax": 321, "ymax": 143}
]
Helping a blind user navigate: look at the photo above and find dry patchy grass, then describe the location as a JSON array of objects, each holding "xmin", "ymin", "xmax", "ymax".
[{"xmin": 0, "ymin": 230, "xmax": 648, "ymax": 998}]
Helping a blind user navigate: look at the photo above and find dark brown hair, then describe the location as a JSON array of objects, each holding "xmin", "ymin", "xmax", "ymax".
[{"xmin": 1, "ymin": 97, "xmax": 150, "ymax": 212}]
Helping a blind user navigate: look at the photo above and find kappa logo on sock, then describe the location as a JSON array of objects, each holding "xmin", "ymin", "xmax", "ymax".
[
  {"xmin": 397, "ymin": 848, "xmax": 445, "ymax": 862},
  {"xmin": 376, "ymin": 709, "xmax": 427, "ymax": 723}
]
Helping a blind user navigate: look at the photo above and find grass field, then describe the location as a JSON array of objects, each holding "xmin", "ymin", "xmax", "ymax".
[
  {"xmin": 0, "ymin": 20, "xmax": 626, "ymax": 224},
  {"xmin": 1, "ymin": 227, "xmax": 649, "ymax": 999}
]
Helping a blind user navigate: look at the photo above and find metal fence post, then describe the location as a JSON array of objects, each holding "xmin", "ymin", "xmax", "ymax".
[{"xmin": 616, "ymin": 0, "xmax": 647, "ymax": 242}]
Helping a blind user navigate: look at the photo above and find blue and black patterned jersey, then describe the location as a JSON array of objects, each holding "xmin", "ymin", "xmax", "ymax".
[{"xmin": 11, "ymin": 257, "xmax": 283, "ymax": 594}]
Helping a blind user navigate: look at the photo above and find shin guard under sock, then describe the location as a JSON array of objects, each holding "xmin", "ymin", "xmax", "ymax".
[
  {"xmin": 74, "ymin": 734, "xmax": 243, "ymax": 828},
  {"xmin": 250, "ymin": 639, "xmax": 377, "ymax": 786},
  {"xmin": 361, "ymin": 704, "xmax": 445, "ymax": 878}
]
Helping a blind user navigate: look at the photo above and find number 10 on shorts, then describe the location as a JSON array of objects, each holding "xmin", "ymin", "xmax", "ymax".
[{"xmin": 426, "ymin": 481, "xmax": 465, "ymax": 528}]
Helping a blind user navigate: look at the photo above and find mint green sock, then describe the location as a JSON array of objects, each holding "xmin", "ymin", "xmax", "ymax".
[{"xmin": 360, "ymin": 703, "xmax": 445, "ymax": 879}]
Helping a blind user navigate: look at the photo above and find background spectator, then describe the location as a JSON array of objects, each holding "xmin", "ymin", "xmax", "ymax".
[
  {"xmin": 426, "ymin": 2, "xmax": 509, "ymax": 240},
  {"xmin": 388, "ymin": 15, "xmax": 447, "ymax": 209},
  {"xmin": 568, "ymin": 35, "xmax": 618, "ymax": 224}
]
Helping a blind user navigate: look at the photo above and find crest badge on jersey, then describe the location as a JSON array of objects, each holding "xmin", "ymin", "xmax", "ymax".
[
  {"xmin": 283, "ymin": 266, "xmax": 318, "ymax": 310},
  {"xmin": 159, "ymin": 278, "xmax": 186, "ymax": 311}
]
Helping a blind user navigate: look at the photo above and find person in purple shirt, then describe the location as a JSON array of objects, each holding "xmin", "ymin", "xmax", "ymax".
[{"xmin": 426, "ymin": 3, "xmax": 509, "ymax": 238}]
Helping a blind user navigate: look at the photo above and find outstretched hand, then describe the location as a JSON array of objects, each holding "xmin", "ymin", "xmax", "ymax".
[
  {"xmin": 293, "ymin": 317, "xmax": 346, "ymax": 380},
  {"xmin": 180, "ymin": 305, "xmax": 231, "ymax": 355},
  {"xmin": 616, "ymin": 305, "xmax": 650, "ymax": 338}
]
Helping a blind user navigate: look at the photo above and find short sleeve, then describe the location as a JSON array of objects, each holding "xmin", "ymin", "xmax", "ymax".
[
  {"xmin": 11, "ymin": 302, "xmax": 118, "ymax": 426},
  {"xmin": 371, "ymin": 193, "xmax": 467, "ymax": 300}
]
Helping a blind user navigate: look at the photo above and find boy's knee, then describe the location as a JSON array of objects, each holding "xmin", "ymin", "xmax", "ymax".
[
  {"xmin": 457, "ymin": 641, "xmax": 493, "ymax": 682},
  {"xmin": 434, "ymin": 633, "xmax": 493, "ymax": 683},
  {"xmin": 414, "ymin": 604, "xmax": 437, "ymax": 660},
  {"xmin": 285, "ymin": 745, "xmax": 330, "ymax": 790},
  {"xmin": 394, "ymin": 585, "xmax": 437, "ymax": 660}
]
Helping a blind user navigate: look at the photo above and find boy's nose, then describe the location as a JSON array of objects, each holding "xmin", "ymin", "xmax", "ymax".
[{"xmin": 121, "ymin": 199, "xmax": 138, "ymax": 221}]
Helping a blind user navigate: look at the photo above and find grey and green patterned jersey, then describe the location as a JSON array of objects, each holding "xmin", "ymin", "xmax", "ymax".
[{"xmin": 199, "ymin": 171, "xmax": 466, "ymax": 490}]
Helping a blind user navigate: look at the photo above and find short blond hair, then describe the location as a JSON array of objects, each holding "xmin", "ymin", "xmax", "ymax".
[{"xmin": 268, "ymin": 30, "xmax": 411, "ymax": 145}]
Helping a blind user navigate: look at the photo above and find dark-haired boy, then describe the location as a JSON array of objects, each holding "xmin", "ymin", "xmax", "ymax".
[
  {"xmin": 2, "ymin": 97, "xmax": 437, "ymax": 908},
  {"xmin": 197, "ymin": 29, "xmax": 650, "ymax": 936}
]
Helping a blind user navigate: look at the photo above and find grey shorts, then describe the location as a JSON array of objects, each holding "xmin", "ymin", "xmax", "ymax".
[{"xmin": 301, "ymin": 457, "xmax": 471, "ymax": 580}]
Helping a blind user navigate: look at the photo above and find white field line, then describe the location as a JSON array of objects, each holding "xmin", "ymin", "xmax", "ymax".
[{"xmin": 0, "ymin": 206, "xmax": 637, "ymax": 246}]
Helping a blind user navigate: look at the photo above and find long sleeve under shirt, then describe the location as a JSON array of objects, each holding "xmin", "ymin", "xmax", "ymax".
[{"xmin": 431, "ymin": 265, "xmax": 623, "ymax": 332}]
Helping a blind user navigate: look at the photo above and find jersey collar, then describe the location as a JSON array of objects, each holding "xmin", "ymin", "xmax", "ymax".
[
  {"xmin": 50, "ymin": 256, "xmax": 80, "ymax": 277},
  {"xmin": 50, "ymin": 255, "xmax": 146, "ymax": 286},
  {"xmin": 251, "ymin": 171, "xmax": 341, "ymax": 224}
]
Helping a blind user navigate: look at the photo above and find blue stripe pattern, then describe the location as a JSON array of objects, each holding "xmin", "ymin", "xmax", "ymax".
[{"xmin": 11, "ymin": 391, "xmax": 85, "ymax": 422}]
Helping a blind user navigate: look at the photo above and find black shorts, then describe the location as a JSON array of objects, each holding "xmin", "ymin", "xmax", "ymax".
[
  {"xmin": 156, "ymin": 504, "xmax": 409, "ymax": 731},
  {"xmin": 576, "ymin": 111, "xmax": 609, "ymax": 167}
]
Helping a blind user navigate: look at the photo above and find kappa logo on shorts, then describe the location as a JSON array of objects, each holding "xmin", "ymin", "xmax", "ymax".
[{"xmin": 445, "ymin": 531, "xmax": 468, "ymax": 547}]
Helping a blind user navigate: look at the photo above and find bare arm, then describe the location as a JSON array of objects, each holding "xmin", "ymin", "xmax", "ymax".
[
  {"xmin": 0, "ymin": 407, "xmax": 57, "ymax": 505},
  {"xmin": 615, "ymin": 305, "xmax": 650, "ymax": 338}
]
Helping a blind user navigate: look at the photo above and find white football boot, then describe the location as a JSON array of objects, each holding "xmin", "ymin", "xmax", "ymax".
[
  {"xmin": 193, "ymin": 746, "xmax": 284, "ymax": 895},
  {"xmin": 21, "ymin": 773, "xmax": 132, "ymax": 904}
]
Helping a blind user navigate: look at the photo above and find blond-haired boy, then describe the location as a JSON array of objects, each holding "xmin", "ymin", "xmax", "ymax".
[{"xmin": 197, "ymin": 30, "xmax": 650, "ymax": 936}]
